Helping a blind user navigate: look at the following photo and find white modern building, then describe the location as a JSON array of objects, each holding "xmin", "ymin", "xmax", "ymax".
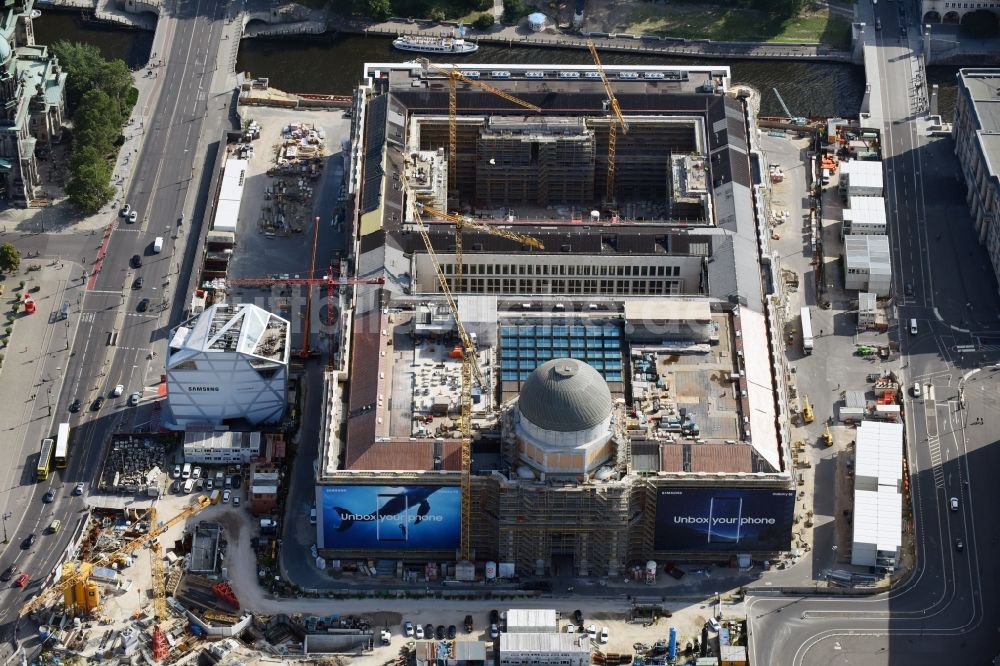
[
  {"xmin": 505, "ymin": 609, "xmax": 559, "ymax": 634},
  {"xmin": 845, "ymin": 234, "xmax": 892, "ymax": 296},
  {"xmin": 166, "ymin": 303, "xmax": 290, "ymax": 429},
  {"xmin": 851, "ymin": 421, "xmax": 903, "ymax": 568},
  {"xmin": 183, "ymin": 431, "xmax": 262, "ymax": 464},
  {"xmin": 842, "ymin": 196, "xmax": 887, "ymax": 236},
  {"xmin": 857, "ymin": 291, "xmax": 878, "ymax": 327},
  {"xmin": 498, "ymin": 633, "xmax": 590, "ymax": 666},
  {"xmin": 839, "ymin": 160, "xmax": 883, "ymax": 198}
]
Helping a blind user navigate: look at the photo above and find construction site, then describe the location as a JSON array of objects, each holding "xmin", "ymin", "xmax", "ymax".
[{"xmin": 313, "ymin": 54, "xmax": 799, "ymax": 583}]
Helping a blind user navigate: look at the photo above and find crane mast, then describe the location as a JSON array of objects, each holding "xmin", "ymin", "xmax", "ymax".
[{"xmin": 587, "ymin": 40, "xmax": 629, "ymax": 205}]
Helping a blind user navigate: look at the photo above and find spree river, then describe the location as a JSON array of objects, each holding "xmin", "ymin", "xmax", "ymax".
[{"xmin": 33, "ymin": 9, "xmax": 959, "ymax": 120}]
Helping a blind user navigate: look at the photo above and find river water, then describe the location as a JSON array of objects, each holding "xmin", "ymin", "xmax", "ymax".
[{"xmin": 33, "ymin": 9, "xmax": 959, "ymax": 120}]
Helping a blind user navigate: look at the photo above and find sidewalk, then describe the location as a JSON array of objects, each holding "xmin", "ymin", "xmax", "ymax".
[{"xmin": 0, "ymin": 260, "xmax": 84, "ymax": 532}]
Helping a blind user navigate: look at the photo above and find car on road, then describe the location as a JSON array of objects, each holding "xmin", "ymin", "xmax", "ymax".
[
  {"xmin": 950, "ymin": 497, "xmax": 959, "ymax": 511},
  {"xmin": 415, "ymin": 625, "xmax": 424, "ymax": 640},
  {"xmin": 13, "ymin": 573, "xmax": 29, "ymax": 588},
  {"xmin": 403, "ymin": 621, "xmax": 414, "ymax": 637},
  {"xmin": 133, "ymin": 276, "xmax": 144, "ymax": 289},
  {"xmin": 586, "ymin": 624, "xmax": 597, "ymax": 640},
  {"xmin": 131, "ymin": 254, "xmax": 142, "ymax": 268},
  {"xmin": 68, "ymin": 399, "xmax": 81, "ymax": 413},
  {"xmin": 91, "ymin": 396, "xmax": 105, "ymax": 411},
  {"xmin": 955, "ymin": 538, "xmax": 964, "ymax": 552},
  {"xmin": 222, "ymin": 490, "xmax": 231, "ymax": 503},
  {"xmin": 73, "ymin": 482, "xmax": 85, "ymax": 495},
  {"xmin": 22, "ymin": 534, "xmax": 35, "ymax": 549},
  {"xmin": 113, "ymin": 384, "xmax": 125, "ymax": 397},
  {"xmin": 232, "ymin": 496, "xmax": 240, "ymax": 508},
  {"xmin": 137, "ymin": 298, "xmax": 150, "ymax": 312},
  {"xmin": 490, "ymin": 624, "xmax": 500, "ymax": 639},
  {"xmin": 48, "ymin": 519, "xmax": 61, "ymax": 533},
  {"xmin": 128, "ymin": 211, "xmax": 138, "ymax": 223},
  {"xmin": 435, "ymin": 625, "xmax": 445, "ymax": 640},
  {"xmin": 0, "ymin": 566, "xmax": 15, "ymax": 582},
  {"xmin": 128, "ymin": 392, "xmax": 141, "ymax": 406},
  {"xmin": 121, "ymin": 204, "xmax": 131, "ymax": 217},
  {"xmin": 912, "ymin": 383, "xmax": 922, "ymax": 398},
  {"xmin": 447, "ymin": 625, "xmax": 456, "ymax": 639},
  {"xmin": 904, "ymin": 283, "xmax": 913, "ymax": 296},
  {"xmin": 43, "ymin": 489, "xmax": 54, "ymax": 503}
]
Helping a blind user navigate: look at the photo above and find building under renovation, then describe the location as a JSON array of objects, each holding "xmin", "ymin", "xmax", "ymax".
[{"xmin": 317, "ymin": 62, "xmax": 795, "ymax": 578}]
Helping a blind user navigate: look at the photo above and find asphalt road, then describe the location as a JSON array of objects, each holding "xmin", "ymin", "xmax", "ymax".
[
  {"xmin": 0, "ymin": 0, "xmax": 232, "ymax": 645},
  {"xmin": 748, "ymin": 2, "xmax": 1000, "ymax": 664}
]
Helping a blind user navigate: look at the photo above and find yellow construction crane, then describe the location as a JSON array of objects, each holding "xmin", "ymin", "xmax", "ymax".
[
  {"xmin": 20, "ymin": 496, "xmax": 212, "ymax": 618},
  {"xmin": 150, "ymin": 542, "xmax": 167, "ymax": 620},
  {"xmin": 587, "ymin": 39, "xmax": 630, "ymax": 205},
  {"xmin": 415, "ymin": 201, "xmax": 544, "ymax": 292},
  {"xmin": 417, "ymin": 59, "xmax": 542, "ymax": 193}
]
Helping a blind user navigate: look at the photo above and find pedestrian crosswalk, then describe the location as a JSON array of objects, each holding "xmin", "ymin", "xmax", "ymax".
[{"xmin": 924, "ymin": 400, "xmax": 945, "ymax": 489}]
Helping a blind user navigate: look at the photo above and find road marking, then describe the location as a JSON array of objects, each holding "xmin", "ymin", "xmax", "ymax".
[{"xmin": 923, "ymin": 398, "xmax": 945, "ymax": 489}]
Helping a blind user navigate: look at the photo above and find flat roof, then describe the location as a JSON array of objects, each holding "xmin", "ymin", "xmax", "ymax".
[
  {"xmin": 499, "ymin": 632, "xmax": 591, "ymax": 653},
  {"xmin": 959, "ymin": 69, "xmax": 1000, "ymax": 179},
  {"xmin": 852, "ymin": 487, "xmax": 902, "ymax": 551},
  {"xmin": 855, "ymin": 420, "xmax": 903, "ymax": 487},
  {"xmin": 843, "ymin": 196, "xmax": 887, "ymax": 226},
  {"xmin": 212, "ymin": 159, "xmax": 248, "ymax": 232},
  {"xmin": 506, "ymin": 609, "xmax": 558, "ymax": 632},
  {"xmin": 842, "ymin": 159, "xmax": 883, "ymax": 189}
]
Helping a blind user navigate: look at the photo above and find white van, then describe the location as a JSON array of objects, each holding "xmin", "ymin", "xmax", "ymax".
[
  {"xmin": 909, "ymin": 318, "xmax": 918, "ymax": 335},
  {"xmin": 181, "ymin": 463, "xmax": 192, "ymax": 479},
  {"xmin": 153, "ymin": 236, "xmax": 164, "ymax": 253},
  {"xmin": 182, "ymin": 479, "xmax": 194, "ymax": 494},
  {"xmin": 821, "ymin": 169, "xmax": 831, "ymax": 186}
]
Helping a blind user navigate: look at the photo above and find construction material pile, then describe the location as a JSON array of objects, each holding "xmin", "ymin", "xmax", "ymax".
[{"xmin": 100, "ymin": 434, "xmax": 179, "ymax": 494}]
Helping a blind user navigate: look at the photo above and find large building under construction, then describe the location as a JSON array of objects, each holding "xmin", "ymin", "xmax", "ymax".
[{"xmin": 316, "ymin": 61, "xmax": 796, "ymax": 578}]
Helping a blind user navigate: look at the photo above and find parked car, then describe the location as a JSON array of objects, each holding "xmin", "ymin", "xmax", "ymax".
[
  {"xmin": 415, "ymin": 625, "xmax": 424, "ymax": 640},
  {"xmin": 233, "ymin": 496, "xmax": 240, "ymax": 508},
  {"xmin": 192, "ymin": 466, "xmax": 202, "ymax": 479},
  {"xmin": 13, "ymin": 573, "xmax": 29, "ymax": 588},
  {"xmin": 464, "ymin": 615, "xmax": 474, "ymax": 633},
  {"xmin": 435, "ymin": 625, "xmax": 445, "ymax": 640},
  {"xmin": 403, "ymin": 621, "xmax": 414, "ymax": 637},
  {"xmin": 0, "ymin": 566, "xmax": 15, "ymax": 582},
  {"xmin": 489, "ymin": 610, "xmax": 500, "ymax": 625},
  {"xmin": 170, "ymin": 480, "xmax": 180, "ymax": 493},
  {"xmin": 573, "ymin": 610, "xmax": 583, "ymax": 625},
  {"xmin": 424, "ymin": 625, "xmax": 434, "ymax": 641},
  {"xmin": 91, "ymin": 396, "xmax": 105, "ymax": 411},
  {"xmin": 490, "ymin": 624, "xmax": 500, "ymax": 639},
  {"xmin": 587, "ymin": 624, "xmax": 597, "ymax": 640},
  {"xmin": 172, "ymin": 464, "xmax": 182, "ymax": 478},
  {"xmin": 447, "ymin": 625, "xmax": 456, "ymax": 639},
  {"xmin": 73, "ymin": 482, "xmax": 84, "ymax": 495},
  {"xmin": 68, "ymin": 399, "xmax": 81, "ymax": 413},
  {"xmin": 706, "ymin": 617, "xmax": 721, "ymax": 633},
  {"xmin": 665, "ymin": 563, "xmax": 686, "ymax": 579},
  {"xmin": 222, "ymin": 490, "xmax": 231, "ymax": 504},
  {"xmin": 128, "ymin": 392, "xmax": 141, "ymax": 406},
  {"xmin": 113, "ymin": 385, "xmax": 125, "ymax": 397},
  {"xmin": 600, "ymin": 627, "xmax": 609, "ymax": 644}
]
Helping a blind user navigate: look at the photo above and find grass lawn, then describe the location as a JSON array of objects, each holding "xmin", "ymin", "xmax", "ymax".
[{"xmin": 621, "ymin": 3, "xmax": 853, "ymax": 49}]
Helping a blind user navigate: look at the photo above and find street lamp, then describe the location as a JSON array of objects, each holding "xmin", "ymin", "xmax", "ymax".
[{"xmin": 2, "ymin": 511, "xmax": 11, "ymax": 544}]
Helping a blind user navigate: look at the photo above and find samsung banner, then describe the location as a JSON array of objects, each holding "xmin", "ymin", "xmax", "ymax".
[
  {"xmin": 317, "ymin": 485, "xmax": 461, "ymax": 550},
  {"xmin": 654, "ymin": 488, "xmax": 795, "ymax": 552}
]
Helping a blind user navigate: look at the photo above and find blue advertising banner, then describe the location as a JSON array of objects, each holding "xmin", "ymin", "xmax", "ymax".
[
  {"xmin": 318, "ymin": 485, "xmax": 461, "ymax": 550},
  {"xmin": 654, "ymin": 487, "xmax": 795, "ymax": 552}
]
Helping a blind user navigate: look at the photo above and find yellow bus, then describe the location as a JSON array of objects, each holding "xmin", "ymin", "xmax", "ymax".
[
  {"xmin": 37, "ymin": 438, "xmax": 54, "ymax": 481},
  {"xmin": 54, "ymin": 422, "xmax": 70, "ymax": 469}
]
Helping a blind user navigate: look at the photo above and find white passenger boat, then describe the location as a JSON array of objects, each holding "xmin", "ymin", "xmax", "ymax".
[{"xmin": 392, "ymin": 36, "xmax": 478, "ymax": 54}]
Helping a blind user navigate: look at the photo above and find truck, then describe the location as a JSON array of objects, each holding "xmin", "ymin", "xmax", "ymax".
[
  {"xmin": 800, "ymin": 306, "xmax": 814, "ymax": 354},
  {"xmin": 802, "ymin": 396, "xmax": 814, "ymax": 424}
]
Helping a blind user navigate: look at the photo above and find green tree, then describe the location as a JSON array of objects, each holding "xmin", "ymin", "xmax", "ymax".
[
  {"xmin": 66, "ymin": 146, "xmax": 115, "ymax": 214},
  {"xmin": 502, "ymin": 0, "xmax": 525, "ymax": 23},
  {"xmin": 73, "ymin": 90, "xmax": 123, "ymax": 156},
  {"xmin": 0, "ymin": 244, "xmax": 19, "ymax": 274},
  {"xmin": 51, "ymin": 42, "xmax": 136, "ymax": 117},
  {"xmin": 473, "ymin": 13, "xmax": 494, "ymax": 29},
  {"xmin": 355, "ymin": 0, "xmax": 390, "ymax": 19}
]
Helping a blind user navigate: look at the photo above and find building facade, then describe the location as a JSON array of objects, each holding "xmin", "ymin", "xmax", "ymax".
[
  {"xmin": 0, "ymin": 0, "xmax": 66, "ymax": 205},
  {"xmin": 183, "ymin": 431, "xmax": 261, "ymax": 464},
  {"xmin": 954, "ymin": 69, "xmax": 1000, "ymax": 292},
  {"xmin": 921, "ymin": 0, "xmax": 1000, "ymax": 24}
]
